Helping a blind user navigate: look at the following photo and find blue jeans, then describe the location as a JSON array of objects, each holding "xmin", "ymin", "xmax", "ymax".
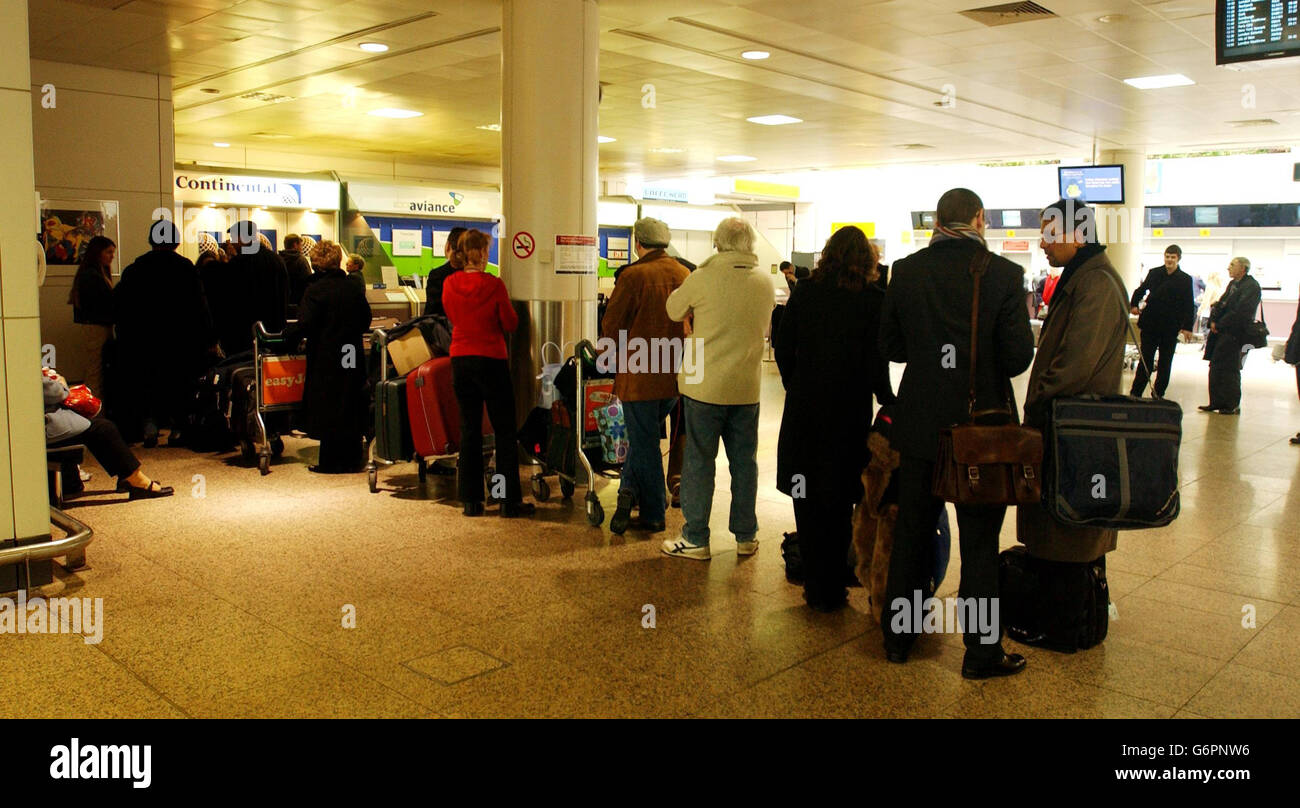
[
  {"xmin": 619, "ymin": 397, "xmax": 678, "ymax": 522},
  {"xmin": 680, "ymin": 397, "xmax": 759, "ymax": 547}
]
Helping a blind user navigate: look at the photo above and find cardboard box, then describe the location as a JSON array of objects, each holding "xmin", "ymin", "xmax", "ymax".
[{"xmin": 387, "ymin": 330, "xmax": 433, "ymax": 377}]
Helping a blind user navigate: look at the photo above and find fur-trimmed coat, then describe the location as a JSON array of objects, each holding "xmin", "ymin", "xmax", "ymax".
[{"xmin": 852, "ymin": 430, "xmax": 900, "ymax": 622}]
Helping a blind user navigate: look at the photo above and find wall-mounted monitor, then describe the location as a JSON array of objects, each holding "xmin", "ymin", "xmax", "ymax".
[
  {"xmin": 1194, "ymin": 206, "xmax": 1220, "ymax": 225},
  {"xmin": 1149, "ymin": 208, "xmax": 1171, "ymax": 226},
  {"xmin": 1217, "ymin": 0, "xmax": 1300, "ymax": 65},
  {"xmin": 1058, "ymin": 165, "xmax": 1125, "ymax": 204},
  {"xmin": 1001, "ymin": 210, "xmax": 1022, "ymax": 228}
]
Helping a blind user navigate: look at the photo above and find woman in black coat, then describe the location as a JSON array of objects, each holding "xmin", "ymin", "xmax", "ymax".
[
  {"xmin": 285, "ymin": 240, "xmax": 371, "ymax": 473},
  {"xmin": 775, "ymin": 226, "xmax": 895, "ymax": 612}
]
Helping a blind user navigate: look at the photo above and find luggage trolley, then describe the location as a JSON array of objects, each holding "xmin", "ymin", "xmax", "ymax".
[
  {"xmin": 530, "ymin": 340, "xmax": 625, "ymax": 526},
  {"xmin": 250, "ymin": 322, "xmax": 306, "ymax": 475}
]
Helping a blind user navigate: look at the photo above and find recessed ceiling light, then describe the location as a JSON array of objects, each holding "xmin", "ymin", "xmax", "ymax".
[
  {"xmin": 1123, "ymin": 73, "xmax": 1195, "ymax": 89},
  {"xmin": 199, "ymin": 88, "xmax": 220, "ymax": 94},
  {"xmin": 212, "ymin": 141, "xmax": 230, "ymax": 148},
  {"xmin": 598, "ymin": 135, "xmax": 616, "ymax": 143},
  {"xmin": 741, "ymin": 50, "xmax": 769, "ymax": 60},
  {"xmin": 649, "ymin": 147, "xmax": 684, "ymax": 154},
  {"xmin": 476, "ymin": 123, "xmax": 501, "ymax": 131},
  {"xmin": 747, "ymin": 114, "xmax": 802, "ymax": 126},
  {"xmin": 358, "ymin": 42, "xmax": 389, "ymax": 53},
  {"xmin": 1097, "ymin": 14, "xmax": 1126, "ymax": 23},
  {"xmin": 368, "ymin": 107, "xmax": 423, "ymax": 118},
  {"xmin": 717, "ymin": 154, "xmax": 757, "ymax": 162}
]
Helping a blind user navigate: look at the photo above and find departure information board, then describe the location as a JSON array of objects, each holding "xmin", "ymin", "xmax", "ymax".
[{"xmin": 1219, "ymin": 0, "xmax": 1300, "ymax": 64}]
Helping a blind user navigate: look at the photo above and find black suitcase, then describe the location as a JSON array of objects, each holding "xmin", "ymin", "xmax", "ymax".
[
  {"xmin": 189, "ymin": 365, "xmax": 236, "ymax": 451},
  {"xmin": 374, "ymin": 376, "xmax": 413, "ymax": 463},
  {"xmin": 1000, "ymin": 546, "xmax": 1108, "ymax": 653},
  {"xmin": 1044, "ymin": 395, "xmax": 1181, "ymax": 529}
]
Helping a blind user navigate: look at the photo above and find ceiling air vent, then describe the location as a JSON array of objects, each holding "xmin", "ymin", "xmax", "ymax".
[
  {"xmin": 959, "ymin": 2, "xmax": 1057, "ymax": 26},
  {"xmin": 240, "ymin": 91, "xmax": 295, "ymax": 104},
  {"xmin": 897, "ymin": 143, "xmax": 935, "ymax": 150},
  {"xmin": 1226, "ymin": 118, "xmax": 1279, "ymax": 127}
]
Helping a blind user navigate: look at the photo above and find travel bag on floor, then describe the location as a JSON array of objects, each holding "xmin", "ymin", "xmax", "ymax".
[
  {"xmin": 999, "ymin": 546, "xmax": 1109, "ymax": 653},
  {"xmin": 405, "ymin": 357, "xmax": 492, "ymax": 457}
]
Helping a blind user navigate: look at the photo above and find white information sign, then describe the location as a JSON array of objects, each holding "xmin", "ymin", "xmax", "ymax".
[
  {"xmin": 555, "ymin": 235, "xmax": 598, "ymax": 276},
  {"xmin": 391, "ymin": 228, "xmax": 423, "ymax": 257}
]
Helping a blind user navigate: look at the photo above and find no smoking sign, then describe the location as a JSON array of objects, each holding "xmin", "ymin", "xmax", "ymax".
[{"xmin": 512, "ymin": 231, "xmax": 535, "ymax": 259}]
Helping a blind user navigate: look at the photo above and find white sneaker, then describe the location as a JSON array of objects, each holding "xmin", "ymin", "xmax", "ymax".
[
  {"xmin": 78, "ymin": 466, "xmax": 92, "ymax": 483},
  {"xmin": 661, "ymin": 538, "xmax": 711, "ymax": 561},
  {"xmin": 736, "ymin": 539, "xmax": 759, "ymax": 556}
]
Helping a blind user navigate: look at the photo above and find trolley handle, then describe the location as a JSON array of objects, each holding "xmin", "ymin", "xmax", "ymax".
[{"xmin": 373, "ymin": 327, "xmax": 389, "ymax": 383}]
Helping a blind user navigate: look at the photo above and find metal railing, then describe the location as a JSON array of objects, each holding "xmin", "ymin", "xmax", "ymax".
[{"xmin": 0, "ymin": 507, "xmax": 93, "ymax": 573}]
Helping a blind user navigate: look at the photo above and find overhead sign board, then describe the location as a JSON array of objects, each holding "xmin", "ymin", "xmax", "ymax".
[
  {"xmin": 347, "ymin": 181, "xmax": 500, "ymax": 219},
  {"xmin": 173, "ymin": 172, "xmax": 338, "ymax": 210}
]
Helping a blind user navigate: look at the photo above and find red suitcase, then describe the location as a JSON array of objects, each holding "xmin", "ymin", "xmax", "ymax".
[{"xmin": 406, "ymin": 357, "xmax": 492, "ymax": 457}]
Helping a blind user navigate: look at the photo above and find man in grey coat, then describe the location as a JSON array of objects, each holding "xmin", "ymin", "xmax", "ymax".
[{"xmin": 1019, "ymin": 199, "xmax": 1128, "ymax": 564}]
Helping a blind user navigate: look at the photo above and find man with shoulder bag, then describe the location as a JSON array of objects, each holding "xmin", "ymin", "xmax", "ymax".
[{"xmin": 878, "ymin": 188, "xmax": 1036, "ymax": 679}]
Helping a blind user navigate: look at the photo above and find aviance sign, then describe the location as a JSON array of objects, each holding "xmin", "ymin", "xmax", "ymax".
[
  {"xmin": 173, "ymin": 172, "xmax": 338, "ymax": 210},
  {"xmin": 347, "ymin": 181, "xmax": 500, "ymax": 220}
]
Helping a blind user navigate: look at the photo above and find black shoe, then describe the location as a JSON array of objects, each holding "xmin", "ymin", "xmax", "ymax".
[
  {"xmin": 501, "ymin": 501, "xmax": 536, "ymax": 518},
  {"xmin": 1219, "ymin": 407, "xmax": 1240, "ymax": 415},
  {"xmin": 1197, "ymin": 404, "xmax": 1218, "ymax": 412},
  {"xmin": 609, "ymin": 490, "xmax": 635, "ymax": 534},
  {"xmin": 628, "ymin": 517, "xmax": 666, "ymax": 533},
  {"xmin": 142, "ymin": 434, "xmax": 158, "ymax": 449},
  {"xmin": 127, "ymin": 481, "xmax": 174, "ymax": 500},
  {"xmin": 885, "ymin": 648, "xmax": 909, "ymax": 664},
  {"xmin": 961, "ymin": 652, "xmax": 1027, "ymax": 680},
  {"xmin": 1291, "ymin": 435, "xmax": 1300, "ymax": 446},
  {"xmin": 803, "ymin": 588, "xmax": 848, "ymax": 613},
  {"xmin": 463, "ymin": 501, "xmax": 485, "ymax": 517}
]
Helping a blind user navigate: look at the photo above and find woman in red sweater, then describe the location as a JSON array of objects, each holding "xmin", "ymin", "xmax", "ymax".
[{"xmin": 441, "ymin": 229, "xmax": 535, "ymax": 518}]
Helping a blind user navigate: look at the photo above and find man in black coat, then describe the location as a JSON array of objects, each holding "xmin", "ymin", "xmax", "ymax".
[
  {"xmin": 280, "ymin": 234, "xmax": 314, "ymax": 313},
  {"xmin": 1200, "ymin": 257, "xmax": 1261, "ymax": 415},
  {"xmin": 113, "ymin": 219, "xmax": 217, "ymax": 446},
  {"xmin": 224, "ymin": 220, "xmax": 288, "ymax": 353},
  {"xmin": 1129, "ymin": 244, "xmax": 1196, "ymax": 398},
  {"xmin": 878, "ymin": 188, "xmax": 1035, "ymax": 679}
]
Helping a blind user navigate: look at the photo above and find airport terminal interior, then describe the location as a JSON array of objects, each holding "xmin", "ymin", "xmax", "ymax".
[{"xmin": 3, "ymin": 0, "xmax": 1300, "ymax": 719}]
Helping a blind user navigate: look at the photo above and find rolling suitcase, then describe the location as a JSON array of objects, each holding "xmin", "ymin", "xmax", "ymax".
[
  {"xmin": 1000, "ymin": 546, "xmax": 1109, "ymax": 653},
  {"xmin": 405, "ymin": 357, "xmax": 492, "ymax": 457},
  {"xmin": 374, "ymin": 376, "xmax": 413, "ymax": 463}
]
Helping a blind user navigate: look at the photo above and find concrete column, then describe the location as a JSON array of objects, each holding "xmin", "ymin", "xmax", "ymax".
[
  {"xmin": 1099, "ymin": 149, "xmax": 1147, "ymax": 290},
  {"xmin": 0, "ymin": 0, "xmax": 52, "ymax": 558},
  {"xmin": 501, "ymin": 0, "xmax": 600, "ymax": 417}
]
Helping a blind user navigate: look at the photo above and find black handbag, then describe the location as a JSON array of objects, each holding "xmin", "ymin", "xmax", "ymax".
[
  {"xmin": 1042, "ymin": 271, "xmax": 1182, "ymax": 530},
  {"xmin": 1244, "ymin": 302, "xmax": 1269, "ymax": 349}
]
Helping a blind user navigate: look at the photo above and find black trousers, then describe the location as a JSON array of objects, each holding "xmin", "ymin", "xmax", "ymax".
[
  {"xmin": 1208, "ymin": 334, "xmax": 1245, "ymax": 410},
  {"xmin": 793, "ymin": 492, "xmax": 853, "ymax": 604},
  {"xmin": 51, "ymin": 416, "xmax": 141, "ymax": 481},
  {"xmin": 451, "ymin": 356, "xmax": 521, "ymax": 504},
  {"xmin": 881, "ymin": 457, "xmax": 1006, "ymax": 663},
  {"xmin": 1131, "ymin": 329, "xmax": 1179, "ymax": 397}
]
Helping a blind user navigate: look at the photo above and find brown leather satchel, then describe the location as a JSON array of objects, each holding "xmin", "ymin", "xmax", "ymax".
[{"xmin": 932, "ymin": 250, "xmax": 1043, "ymax": 506}]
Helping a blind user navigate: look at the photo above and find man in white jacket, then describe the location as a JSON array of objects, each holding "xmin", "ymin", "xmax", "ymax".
[{"xmin": 662, "ymin": 218, "xmax": 774, "ymax": 560}]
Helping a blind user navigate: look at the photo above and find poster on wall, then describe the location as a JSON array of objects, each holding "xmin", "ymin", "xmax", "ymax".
[
  {"xmin": 555, "ymin": 235, "xmax": 598, "ymax": 276},
  {"xmin": 391, "ymin": 228, "xmax": 423, "ymax": 257},
  {"xmin": 38, "ymin": 199, "xmax": 120, "ymax": 269}
]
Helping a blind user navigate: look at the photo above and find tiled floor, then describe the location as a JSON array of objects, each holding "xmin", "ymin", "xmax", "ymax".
[{"xmin": 7, "ymin": 343, "xmax": 1299, "ymax": 718}]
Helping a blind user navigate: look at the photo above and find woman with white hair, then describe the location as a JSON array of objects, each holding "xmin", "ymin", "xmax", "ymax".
[{"xmin": 662, "ymin": 217, "xmax": 774, "ymax": 560}]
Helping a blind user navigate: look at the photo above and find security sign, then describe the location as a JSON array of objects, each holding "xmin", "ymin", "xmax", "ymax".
[{"xmin": 512, "ymin": 231, "xmax": 535, "ymax": 259}]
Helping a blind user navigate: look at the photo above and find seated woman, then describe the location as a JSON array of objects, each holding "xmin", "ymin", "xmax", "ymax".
[
  {"xmin": 441, "ymin": 229, "xmax": 534, "ymax": 518},
  {"xmin": 44, "ymin": 371, "xmax": 173, "ymax": 499},
  {"xmin": 284, "ymin": 240, "xmax": 371, "ymax": 473}
]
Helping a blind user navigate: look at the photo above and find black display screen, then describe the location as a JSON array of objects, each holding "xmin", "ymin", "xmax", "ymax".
[{"xmin": 1218, "ymin": 0, "xmax": 1300, "ymax": 64}]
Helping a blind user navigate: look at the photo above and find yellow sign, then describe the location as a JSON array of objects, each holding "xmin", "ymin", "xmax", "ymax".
[
  {"xmin": 900, "ymin": 230, "xmax": 913, "ymax": 244},
  {"xmin": 1005, "ymin": 230, "xmax": 1016, "ymax": 238},
  {"xmin": 831, "ymin": 221, "xmax": 876, "ymax": 238},
  {"xmin": 1152, "ymin": 228, "xmax": 1164, "ymax": 238},
  {"xmin": 1199, "ymin": 228, "xmax": 1211, "ymax": 237},
  {"xmin": 733, "ymin": 178, "xmax": 799, "ymax": 198}
]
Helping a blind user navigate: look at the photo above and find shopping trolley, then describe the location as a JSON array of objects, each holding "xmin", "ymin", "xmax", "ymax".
[{"xmin": 249, "ymin": 322, "xmax": 306, "ymax": 475}]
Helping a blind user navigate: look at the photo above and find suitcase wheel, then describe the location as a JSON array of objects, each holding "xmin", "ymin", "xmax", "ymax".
[
  {"xmin": 531, "ymin": 476, "xmax": 551, "ymax": 503},
  {"xmin": 417, "ymin": 457, "xmax": 427, "ymax": 483},
  {"xmin": 258, "ymin": 454, "xmax": 270, "ymax": 475},
  {"xmin": 560, "ymin": 478, "xmax": 575, "ymax": 500},
  {"xmin": 585, "ymin": 492, "xmax": 604, "ymax": 526},
  {"xmin": 367, "ymin": 465, "xmax": 378, "ymax": 493}
]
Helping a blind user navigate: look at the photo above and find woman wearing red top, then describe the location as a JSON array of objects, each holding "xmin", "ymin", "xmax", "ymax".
[{"xmin": 441, "ymin": 230, "xmax": 535, "ymax": 518}]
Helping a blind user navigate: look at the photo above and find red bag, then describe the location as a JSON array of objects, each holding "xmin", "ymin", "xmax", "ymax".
[{"xmin": 63, "ymin": 384, "xmax": 102, "ymax": 418}]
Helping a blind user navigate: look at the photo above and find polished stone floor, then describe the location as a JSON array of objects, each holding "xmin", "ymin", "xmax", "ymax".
[{"xmin": 8, "ymin": 343, "xmax": 1299, "ymax": 718}]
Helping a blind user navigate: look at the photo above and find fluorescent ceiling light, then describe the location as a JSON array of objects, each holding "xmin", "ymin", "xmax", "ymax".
[
  {"xmin": 717, "ymin": 154, "xmax": 757, "ymax": 162},
  {"xmin": 598, "ymin": 135, "xmax": 616, "ymax": 143},
  {"xmin": 741, "ymin": 50, "xmax": 769, "ymax": 60},
  {"xmin": 649, "ymin": 147, "xmax": 684, "ymax": 153},
  {"xmin": 1123, "ymin": 74, "xmax": 1194, "ymax": 90},
  {"xmin": 212, "ymin": 141, "xmax": 230, "ymax": 148},
  {"xmin": 476, "ymin": 123, "xmax": 501, "ymax": 131},
  {"xmin": 747, "ymin": 114, "xmax": 802, "ymax": 126},
  {"xmin": 368, "ymin": 107, "xmax": 423, "ymax": 118},
  {"xmin": 358, "ymin": 42, "xmax": 389, "ymax": 53}
]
